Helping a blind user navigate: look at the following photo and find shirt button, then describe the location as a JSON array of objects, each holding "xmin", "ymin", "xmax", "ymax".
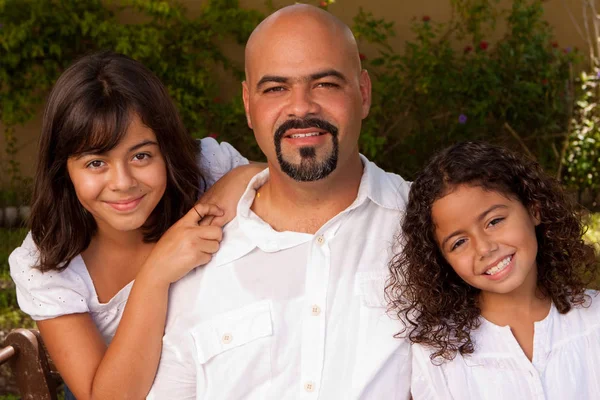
[
  {"xmin": 304, "ymin": 381, "xmax": 315, "ymax": 392},
  {"xmin": 316, "ymin": 235, "xmax": 325, "ymax": 245},
  {"xmin": 222, "ymin": 333, "xmax": 233, "ymax": 344},
  {"xmin": 311, "ymin": 305, "xmax": 321, "ymax": 316}
]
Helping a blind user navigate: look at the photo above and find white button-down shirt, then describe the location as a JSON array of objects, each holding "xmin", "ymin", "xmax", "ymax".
[
  {"xmin": 147, "ymin": 156, "xmax": 412, "ymax": 400},
  {"xmin": 411, "ymin": 290, "xmax": 600, "ymax": 400}
]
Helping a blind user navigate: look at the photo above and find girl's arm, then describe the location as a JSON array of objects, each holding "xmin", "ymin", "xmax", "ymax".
[{"xmin": 37, "ymin": 204, "xmax": 223, "ymax": 400}]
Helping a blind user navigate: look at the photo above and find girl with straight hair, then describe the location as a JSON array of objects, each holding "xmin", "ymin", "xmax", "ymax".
[
  {"xmin": 388, "ymin": 141, "xmax": 599, "ymax": 399},
  {"xmin": 10, "ymin": 50, "xmax": 260, "ymax": 399}
]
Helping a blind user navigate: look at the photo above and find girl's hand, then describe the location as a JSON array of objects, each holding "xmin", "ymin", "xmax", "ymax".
[
  {"xmin": 199, "ymin": 163, "xmax": 267, "ymax": 227},
  {"xmin": 139, "ymin": 203, "xmax": 224, "ymax": 286}
]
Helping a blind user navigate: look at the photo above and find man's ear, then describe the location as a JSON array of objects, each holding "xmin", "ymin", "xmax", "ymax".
[
  {"xmin": 242, "ymin": 81, "xmax": 253, "ymax": 129},
  {"xmin": 359, "ymin": 69, "xmax": 372, "ymax": 119}
]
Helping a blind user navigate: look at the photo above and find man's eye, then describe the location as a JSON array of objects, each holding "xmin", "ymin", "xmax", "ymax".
[
  {"xmin": 316, "ymin": 82, "xmax": 339, "ymax": 88},
  {"xmin": 264, "ymin": 86, "xmax": 285, "ymax": 93}
]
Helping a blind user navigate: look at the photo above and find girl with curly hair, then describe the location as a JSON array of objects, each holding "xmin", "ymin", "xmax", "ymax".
[{"xmin": 388, "ymin": 141, "xmax": 600, "ymax": 399}]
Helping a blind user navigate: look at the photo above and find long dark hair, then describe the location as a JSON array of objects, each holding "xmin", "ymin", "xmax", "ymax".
[
  {"xmin": 387, "ymin": 141, "xmax": 598, "ymax": 362},
  {"xmin": 31, "ymin": 50, "xmax": 202, "ymax": 272}
]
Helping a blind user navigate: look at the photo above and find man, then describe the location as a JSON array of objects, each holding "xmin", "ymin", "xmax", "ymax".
[{"xmin": 148, "ymin": 4, "xmax": 411, "ymax": 399}]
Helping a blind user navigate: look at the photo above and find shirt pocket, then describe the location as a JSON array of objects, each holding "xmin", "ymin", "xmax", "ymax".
[{"xmin": 190, "ymin": 300, "xmax": 274, "ymax": 399}]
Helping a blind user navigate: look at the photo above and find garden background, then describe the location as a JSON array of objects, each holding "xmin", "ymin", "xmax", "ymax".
[{"xmin": 1, "ymin": 0, "xmax": 600, "ymax": 397}]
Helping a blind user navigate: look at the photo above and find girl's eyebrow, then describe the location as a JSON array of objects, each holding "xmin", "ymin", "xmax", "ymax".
[
  {"xmin": 74, "ymin": 140, "xmax": 158, "ymax": 160},
  {"xmin": 128, "ymin": 139, "xmax": 158, "ymax": 152},
  {"xmin": 440, "ymin": 204, "xmax": 508, "ymax": 248}
]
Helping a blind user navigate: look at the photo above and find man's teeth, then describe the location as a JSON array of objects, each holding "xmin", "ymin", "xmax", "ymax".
[
  {"xmin": 289, "ymin": 132, "xmax": 321, "ymax": 138},
  {"xmin": 485, "ymin": 256, "xmax": 512, "ymax": 275}
]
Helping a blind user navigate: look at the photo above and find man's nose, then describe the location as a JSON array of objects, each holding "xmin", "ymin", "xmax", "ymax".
[{"xmin": 286, "ymin": 87, "xmax": 321, "ymax": 118}]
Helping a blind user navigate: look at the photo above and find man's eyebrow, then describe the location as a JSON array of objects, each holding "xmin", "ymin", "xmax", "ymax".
[
  {"xmin": 256, "ymin": 69, "xmax": 348, "ymax": 90},
  {"xmin": 310, "ymin": 69, "xmax": 347, "ymax": 82},
  {"xmin": 256, "ymin": 75, "xmax": 288, "ymax": 90},
  {"xmin": 440, "ymin": 204, "xmax": 508, "ymax": 249}
]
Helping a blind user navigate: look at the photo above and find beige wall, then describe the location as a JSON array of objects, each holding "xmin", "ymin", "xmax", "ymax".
[{"xmin": 0, "ymin": 0, "xmax": 592, "ymax": 183}]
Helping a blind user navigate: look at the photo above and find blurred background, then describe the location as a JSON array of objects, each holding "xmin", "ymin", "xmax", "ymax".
[{"xmin": 1, "ymin": 0, "xmax": 599, "ymax": 397}]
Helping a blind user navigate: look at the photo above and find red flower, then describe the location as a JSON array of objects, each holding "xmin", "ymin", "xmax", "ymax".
[
  {"xmin": 359, "ymin": 53, "xmax": 367, "ymax": 61},
  {"xmin": 208, "ymin": 133, "xmax": 219, "ymax": 139},
  {"xmin": 551, "ymin": 41, "xmax": 558, "ymax": 48},
  {"xmin": 319, "ymin": 1, "xmax": 327, "ymax": 7},
  {"xmin": 464, "ymin": 45, "xmax": 473, "ymax": 54},
  {"xmin": 212, "ymin": 97, "xmax": 222, "ymax": 104},
  {"xmin": 409, "ymin": 148, "xmax": 417, "ymax": 155},
  {"xmin": 542, "ymin": 79, "xmax": 549, "ymax": 85},
  {"xmin": 422, "ymin": 15, "xmax": 431, "ymax": 22},
  {"xmin": 479, "ymin": 41, "xmax": 489, "ymax": 50}
]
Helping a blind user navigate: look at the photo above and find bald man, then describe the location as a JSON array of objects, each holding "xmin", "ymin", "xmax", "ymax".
[{"xmin": 148, "ymin": 5, "xmax": 411, "ymax": 399}]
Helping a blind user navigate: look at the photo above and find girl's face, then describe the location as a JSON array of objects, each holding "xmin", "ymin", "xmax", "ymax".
[
  {"xmin": 67, "ymin": 114, "xmax": 167, "ymax": 235},
  {"xmin": 431, "ymin": 184, "xmax": 540, "ymax": 295}
]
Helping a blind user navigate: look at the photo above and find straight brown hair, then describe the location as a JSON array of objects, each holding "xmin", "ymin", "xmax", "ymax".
[{"xmin": 31, "ymin": 51, "xmax": 202, "ymax": 272}]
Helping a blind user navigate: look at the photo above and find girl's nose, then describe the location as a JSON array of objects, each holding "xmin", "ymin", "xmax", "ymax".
[{"xmin": 108, "ymin": 164, "xmax": 137, "ymax": 191}]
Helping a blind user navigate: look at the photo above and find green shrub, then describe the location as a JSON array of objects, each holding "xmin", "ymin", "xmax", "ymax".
[{"xmin": 353, "ymin": 0, "xmax": 579, "ymax": 178}]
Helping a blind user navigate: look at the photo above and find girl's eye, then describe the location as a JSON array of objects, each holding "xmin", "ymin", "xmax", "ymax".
[
  {"xmin": 86, "ymin": 160, "xmax": 105, "ymax": 169},
  {"xmin": 450, "ymin": 238, "xmax": 467, "ymax": 251},
  {"xmin": 133, "ymin": 153, "xmax": 151, "ymax": 162},
  {"xmin": 488, "ymin": 217, "xmax": 505, "ymax": 227}
]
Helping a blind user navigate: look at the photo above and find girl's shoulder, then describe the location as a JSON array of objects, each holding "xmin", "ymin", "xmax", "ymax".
[
  {"xmin": 9, "ymin": 232, "xmax": 93, "ymax": 320},
  {"xmin": 196, "ymin": 138, "xmax": 249, "ymax": 189}
]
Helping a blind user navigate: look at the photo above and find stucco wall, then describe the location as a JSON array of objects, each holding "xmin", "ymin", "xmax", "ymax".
[{"xmin": 0, "ymin": 0, "xmax": 592, "ymax": 182}]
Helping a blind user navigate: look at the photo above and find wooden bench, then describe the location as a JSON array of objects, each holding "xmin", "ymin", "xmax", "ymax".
[{"xmin": 0, "ymin": 329, "xmax": 60, "ymax": 399}]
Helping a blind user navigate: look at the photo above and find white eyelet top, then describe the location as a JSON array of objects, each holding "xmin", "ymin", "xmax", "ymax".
[
  {"xmin": 9, "ymin": 138, "xmax": 248, "ymax": 344},
  {"xmin": 411, "ymin": 290, "xmax": 600, "ymax": 400}
]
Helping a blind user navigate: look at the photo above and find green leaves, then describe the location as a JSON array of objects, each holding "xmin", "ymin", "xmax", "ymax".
[{"xmin": 353, "ymin": 0, "xmax": 577, "ymax": 179}]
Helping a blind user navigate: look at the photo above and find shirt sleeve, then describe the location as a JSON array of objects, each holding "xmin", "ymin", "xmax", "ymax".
[
  {"xmin": 9, "ymin": 232, "xmax": 91, "ymax": 320},
  {"xmin": 146, "ymin": 328, "xmax": 197, "ymax": 400},
  {"xmin": 197, "ymin": 137, "xmax": 249, "ymax": 190}
]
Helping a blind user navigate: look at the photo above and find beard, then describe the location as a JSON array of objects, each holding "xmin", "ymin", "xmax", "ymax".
[{"xmin": 273, "ymin": 118, "xmax": 339, "ymax": 182}]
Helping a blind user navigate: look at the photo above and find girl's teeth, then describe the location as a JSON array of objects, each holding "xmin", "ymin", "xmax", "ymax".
[
  {"xmin": 485, "ymin": 256, "xmax": 512, "ymax": 275},
  {"xmin": 290, "ymin": 132, "xmax": 321, "ymax": 138}
]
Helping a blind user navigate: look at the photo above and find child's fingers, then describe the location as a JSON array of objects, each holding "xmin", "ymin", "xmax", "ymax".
[
  {"xmin": 194, "ymin": 225, "xmax": 223, "ymax": 242},
  {"xmin": 198, "ymin": 215, "xmax": 215, "ymax": 226},
  {"xmin": 182, "ymin": 203, "xmax": 223, "ymax": 225},
  {"xmin": 194, "ymin": 239, "xmax": 220, "ymax": 255}
]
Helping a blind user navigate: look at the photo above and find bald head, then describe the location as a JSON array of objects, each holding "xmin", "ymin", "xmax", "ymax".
[{"xmin": 245, "ymin": 4, "xmax": 361, "ymax": 81}]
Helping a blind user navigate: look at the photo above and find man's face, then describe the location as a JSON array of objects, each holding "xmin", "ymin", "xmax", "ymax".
[{"xmin": 243, "ymin": 18, "xmax": 371, "ymax": 182}]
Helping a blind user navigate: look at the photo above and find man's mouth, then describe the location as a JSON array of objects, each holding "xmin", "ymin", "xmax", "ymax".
[{"xmin": 288, "ymin": 131, "xmax": 326, "ymax": 139}]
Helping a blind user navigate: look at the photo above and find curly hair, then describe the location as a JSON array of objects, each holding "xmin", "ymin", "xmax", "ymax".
[{"xmin": 387, "ymin": 141, "xmax": 598, "ymax": 363}]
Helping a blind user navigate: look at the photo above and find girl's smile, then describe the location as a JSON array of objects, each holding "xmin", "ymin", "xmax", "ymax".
[
  {"xmin": 67, "ymin": 114, "xmax": 167, "ymax": 234},
  {"xmin": 432, "ymin": 185, "xmax": 540, "ymax": 295}
]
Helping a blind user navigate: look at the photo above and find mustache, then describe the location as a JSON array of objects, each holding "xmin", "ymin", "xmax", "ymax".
[{"xmin": 274, "ymin": 118, "xmax": 339, "ymax": 142}]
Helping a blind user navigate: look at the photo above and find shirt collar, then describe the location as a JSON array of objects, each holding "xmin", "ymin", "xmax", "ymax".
[{"xmin": 233, "ymin": 155, "xmax": 409, "ymax": 251}]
